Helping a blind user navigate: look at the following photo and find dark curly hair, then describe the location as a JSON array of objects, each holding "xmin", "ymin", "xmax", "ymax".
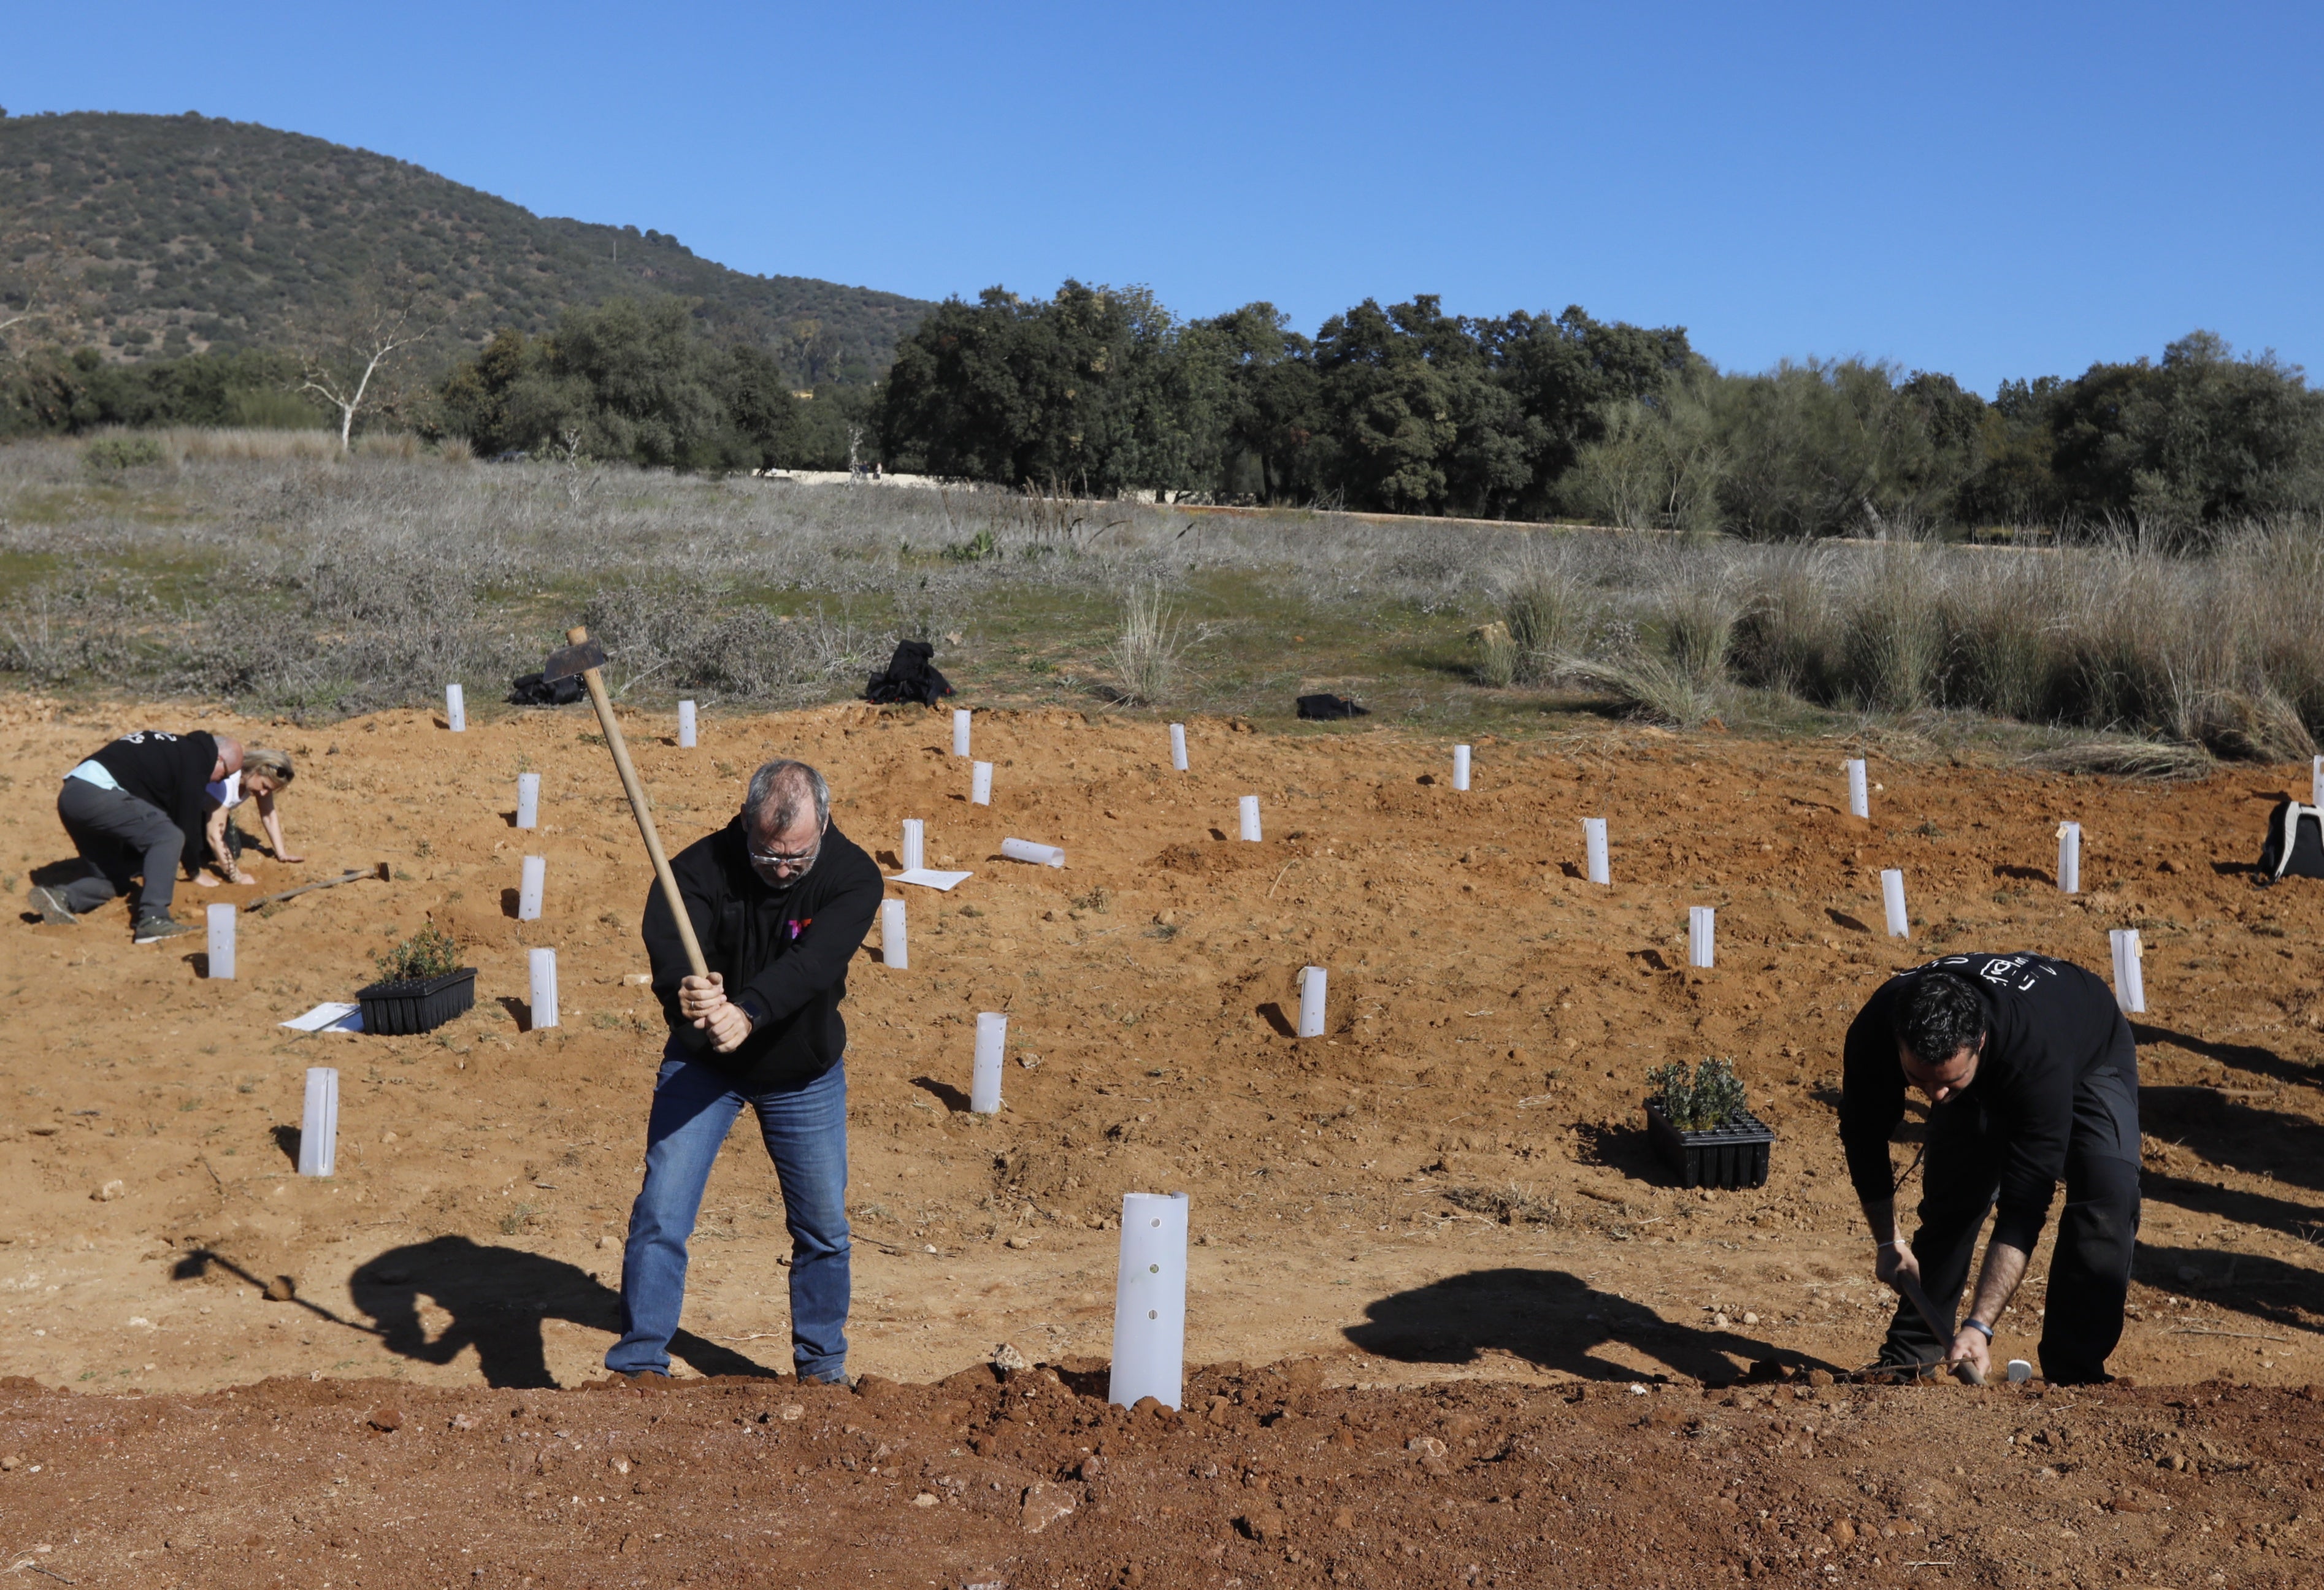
[{"xmin": 1896, "ymin": 971, "xmax": 1987, "ymax": 1066}]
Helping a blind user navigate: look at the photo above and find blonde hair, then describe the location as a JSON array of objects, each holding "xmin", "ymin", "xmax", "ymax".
[{"xmin": 243, "ymin": 746, "xmax": 295, "ymax": 785}]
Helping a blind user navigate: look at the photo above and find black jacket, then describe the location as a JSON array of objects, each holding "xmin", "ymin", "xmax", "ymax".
[
  {"xmin": 642, "ymin": 815, "xmax": 884, "ymax": 1091},
  {"xmin": 88, "ymin": 730, "xmax": 220, "ymax": 876},
  {"xmin": 1839, "ymin": 952, "xmax": 2136, "ymax": 1253}
]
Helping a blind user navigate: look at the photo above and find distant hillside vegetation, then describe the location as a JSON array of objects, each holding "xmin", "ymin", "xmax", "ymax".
[{"xmin": 0, "ymin": 110, "xmax": 932, "ymax": 382}]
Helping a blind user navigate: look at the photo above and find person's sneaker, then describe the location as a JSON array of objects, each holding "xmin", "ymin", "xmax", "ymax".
[
  {"xmin": 132, "ymin": 911, "xmax": 199, "ymax": 944},
  {"xmin": 26, "ymin": 886, "xmax": 77, "ymax": 925}
]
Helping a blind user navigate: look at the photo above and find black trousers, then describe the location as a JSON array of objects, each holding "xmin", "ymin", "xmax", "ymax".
[{"xmin": 1878, "ymin": 1047, "xmax": 2141, "ymax": 1385}]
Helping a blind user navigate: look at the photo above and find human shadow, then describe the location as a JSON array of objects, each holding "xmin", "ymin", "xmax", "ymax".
[
  {"xmin": 2136, "ymin": 1080, "xmax": 2324, "ymax": 1198},
  {"xmin": 912, "ymin": 1076, "xmax": 971, "ymax": 1113},
  {"xmin": 346, "ymin": 1234, "xmax": 780, "ymax": 1388},
  {"xmin": 2135, "ymin": 1023, "xmax": 2323, "ymax": 1096},
  {"xmin": 1347, "ymin": 1267, "xmax": 1833, "ymax": 1383},
  {"xmin": 2141, "ymin": 1166, "xmax": 2324, "ymax": 1249},
  {"xmin": 2131, "ymin": 1240, "xmax": 2324, "ymax": 1340}
]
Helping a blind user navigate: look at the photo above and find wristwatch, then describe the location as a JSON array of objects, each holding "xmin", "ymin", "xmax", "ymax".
[{"xmin": 1962, "ymin": 1318, "xmax": 1995, "ymax": 1341}]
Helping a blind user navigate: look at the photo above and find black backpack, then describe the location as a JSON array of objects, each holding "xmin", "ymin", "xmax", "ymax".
[
  {"xmin": 864, "ymin": 640, "xmax": 953, "ymax": 707},
  {"xmin": 2259, "ymin": 799, "xmax": 2324, "ymax": 883},
  {"xmin": 507, "ymin": 670, "xmax": 587, "ymax": 706},
  {"xmin": 1296, "ymin": 693, "xmax": 1368, "ymax": 720}
]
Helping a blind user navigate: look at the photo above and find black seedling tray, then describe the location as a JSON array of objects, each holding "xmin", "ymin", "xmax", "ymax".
[
  {"xmin": 356, "ymin": 967, "xmax": 476, "ymax": 1035},
  {"xmin": 1644, "ymin": 1099, "xmax": 1775, "ymax": 1190}
]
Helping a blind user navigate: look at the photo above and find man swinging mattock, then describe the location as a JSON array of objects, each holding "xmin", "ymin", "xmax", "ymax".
[{"xmin": 1839, "ymin": 952, "xmax": 2142, "ymax": 1385}]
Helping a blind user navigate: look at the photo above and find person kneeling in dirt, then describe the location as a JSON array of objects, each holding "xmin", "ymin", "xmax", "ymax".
[
  {"xmin": 1839, "ymin": 953, "xmax": 2140, "ymax": 1385},
  {"xmin": 196, "ymin": 745, "xmax": 305, "ymax": 887},
  {"xmin": 31, "ymin": 728, "xmax": 244, "ymax": 942},
  {"xmin": 606, "ymin": 759, "xmax": 883, "ymax": 1385}
]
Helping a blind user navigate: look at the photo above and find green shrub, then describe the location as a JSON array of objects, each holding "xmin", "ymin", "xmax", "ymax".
[
  {"xmin": 83, "ymin": 434, "xmax": 166, "ymax": 470},
  {"xmin": 372, "ymin": 923, "xmax": 461, "ymax": 985},
  {"xmin": 1648, "ymin": 1056, "xmax": 1749, "ymax": 1131}
]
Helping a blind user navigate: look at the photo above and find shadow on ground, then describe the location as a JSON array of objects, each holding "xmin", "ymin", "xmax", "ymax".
[
  {"xmin": 347, "ymin": 1236, "xmax": 780, "ymax": 1388},
  {"xmin": 1346, "ymin": 1266, "xmax": 1834, "ymax": 1383}
]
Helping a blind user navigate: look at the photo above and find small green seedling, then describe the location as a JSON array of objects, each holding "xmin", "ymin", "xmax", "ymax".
[
  {"xmin": 373, "ymin": 923, "xmax": 460, "ymax": 986},
  {"xmin": 1648, "ymin": 1055, "xmax": 1749, "ymax": 1131}
]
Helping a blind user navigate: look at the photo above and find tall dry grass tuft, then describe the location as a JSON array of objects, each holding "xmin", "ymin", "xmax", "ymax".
[
  {"xmin": 1105, "ymin": 583, "xmax": 1189, "ymax": 705},
  {"xmin": 1498, "ymin": 549, "xmax": 1592, "ymax": 684}
]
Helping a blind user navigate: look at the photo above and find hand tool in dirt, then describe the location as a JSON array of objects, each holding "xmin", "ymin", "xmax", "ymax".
[
  {"xmin": 542, "ymin": 626, "xmax": 708, "ymax": 979},
  {"xmin": 246, "ymin": 863, "xmax": 390, "ymax": 910},
  {"xmin": 1892, "ymin": 1269, "xmax": 1987, "ymax": 1386}
]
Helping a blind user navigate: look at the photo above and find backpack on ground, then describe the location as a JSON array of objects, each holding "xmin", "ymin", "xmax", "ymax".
[
  {"xmin": 864, "ymin": 640, "xmax": 953, "ymax": 707},
  {"xmin": 2259, "ymin": 798, "xmax": 2324, "ymax": 882},
  {"xmin": 507, "ymin": 670, "xmax": 587, "ymax": 706}
]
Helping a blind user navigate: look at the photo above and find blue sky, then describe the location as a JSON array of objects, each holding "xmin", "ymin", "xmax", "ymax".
[{"xmin": 7, "ymin": 1, "xmax": 2319, "ymax": 393}]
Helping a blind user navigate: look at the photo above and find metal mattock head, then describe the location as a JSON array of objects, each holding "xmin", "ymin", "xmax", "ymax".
[{"xmin": 541, "ymin": 633, "xmax": 608, "ymax": 684}]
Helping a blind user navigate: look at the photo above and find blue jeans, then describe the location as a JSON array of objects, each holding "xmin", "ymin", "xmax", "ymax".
[{"xmin": 605, "ymin": 1050, "xmax": 851, "ymax": 1380}]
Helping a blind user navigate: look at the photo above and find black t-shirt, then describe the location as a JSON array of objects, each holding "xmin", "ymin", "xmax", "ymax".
[
  {"xmin": 1839, "ymin": 952, "xmax": 2133, "ymax": 1252},
  {"xmin": 642, "ymin": 816, "xmax": 884, "ymax": 1092},
  {"xmin": 88, "ymin": 730, "xmax": 220, "ymax": 875}
]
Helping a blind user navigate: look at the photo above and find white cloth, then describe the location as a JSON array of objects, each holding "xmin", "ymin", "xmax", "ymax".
[
  {"xmin": 65, "ymin": 760, "xmax": 120, "ymax": 791},
  {"xmin": 207, "ymin": 770, "xmax": 244, "ymax": 809}
]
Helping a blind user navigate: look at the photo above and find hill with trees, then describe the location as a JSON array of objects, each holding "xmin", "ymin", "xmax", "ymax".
[{"xmin": 0, "ymin": 109, "xmax": 930, "ymax": 383}]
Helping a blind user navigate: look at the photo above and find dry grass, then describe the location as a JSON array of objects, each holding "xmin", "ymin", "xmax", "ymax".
[{"xmin": 4, "ymin": 432, "xmax": 2322, "ymax": 759}]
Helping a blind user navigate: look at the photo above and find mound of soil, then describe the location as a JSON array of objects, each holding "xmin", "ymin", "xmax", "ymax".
[{"xmin": 6, "ymin": 1367, "xmax": 2323, "ymax": 1586}]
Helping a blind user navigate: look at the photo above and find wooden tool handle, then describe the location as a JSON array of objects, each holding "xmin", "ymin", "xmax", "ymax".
[{"xmin": 568, "ymin": 625, "xmax": 710, "ymax": 979}]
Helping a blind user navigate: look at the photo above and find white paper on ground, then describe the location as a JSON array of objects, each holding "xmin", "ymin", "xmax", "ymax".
[
  {"xmin": 281, "ymin": 1001, "xmax": 364, "ymax": 1033},
  {"xmin": 889, "ymin": 868, "xmax": 973, "ymax": 890}
]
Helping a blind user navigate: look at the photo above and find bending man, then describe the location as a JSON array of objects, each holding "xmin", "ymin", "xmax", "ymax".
[
  {"xmin": 1839, "ymin": 952, "xmax": 2141, "ymax": 1385},
  {"xmin": 607, "ymin": 759, "xmax": 883, "ymax": 1385},
  {"xmin": 33, "ymin": 728, "xmax": 242, "ymax": 942}
]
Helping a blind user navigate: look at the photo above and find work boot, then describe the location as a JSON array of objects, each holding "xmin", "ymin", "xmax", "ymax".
[
  {"xmin": 133, "ymin": 910, "xmax": 199, "ymax": 944},
  {"xmin": 26, "ymin": 886, "xmax": 77, "ymax": 925}
]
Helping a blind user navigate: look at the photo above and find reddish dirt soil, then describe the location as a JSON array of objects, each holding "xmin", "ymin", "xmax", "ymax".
[{"xmin": 2, "ymin": 695, "xmax": 2322, "ymax": 1584}]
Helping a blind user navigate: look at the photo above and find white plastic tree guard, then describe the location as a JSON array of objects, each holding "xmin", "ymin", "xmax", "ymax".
[
  {"xmin": 901, "ymin": 818, "xmax": 926, "ymax": 872},
  {"xmin": 2313, "ymin": 755, "xmax": 2322, "ymax": 806},
  {"xmin": 1452, "ymin": 744, "xmax": 1471, "ymax": 791},
  {"xmin": 1846, "ymin": 759, "xmax": 1869, "ymax": 819},
  {"xmin": 1584, "ymin": 818, "xmax": 1610, "ymax": 885},
  {"xmin": 1297, "ymin": 966, "xmax": 1327, "ymax": 1038},
  {"xmin": 515, "ymin": 773, "xmax": 540, "ymax": 830},
  {"xmin": 518, "ymin": 855, "xmax": 545, "ymax": 921},
  {"xmin": 1001, "ymin": 838, "xmax": 1065, "ymax": 868},
  {"xmin": 2109, "ymin": 929, "xmax": 2146, "ymax": 1014},
  {"xmin": 2058, "ymin": 822, "xmax": 2082, "ymax": 894},
  {"xmin": 1169, "ymin": 723, "xmax": 1189, "ymax": 772},
  {"xmin": 1689, "ymin": 907, "xmax": 1716, "ymax": 969},
  {"xmin": 1238, "ymin": 796, "xmax": 1262, "ymax": 843},
  {"xmin": 297, "ymin": 1067, "xmax": 338, "ymax": 1177},
  {"xmin": 881, "ymin": 898, "xmax": 908, "ymax": 969},
  {"xmin": 971, "ymin": 762, "xmax": 993, "ymax": 806},
  {"xmin": 1108, "ymin": 1191, "xmax": 1189, "ymax": 1410},
  {"xmin": 953, "ymin": 709, "xmax": 972, "ymax": 758},
  {"xmin": 678, "ymin": 700, "xmax": 697, "ymax": 747},
  {"xmin": 1881, "ymin": 869, "xmax": 1909, "ymax": 937},
  {"xmin": 445, "ymin": 683, "xmax": 466, "ymax": 733},
  {"xmin": 529, "ymin": 947, "xmax": 560, "ymax": 1029},
  {"xmin": 971, "ymin": 1012, "xmax": 1007, "ymax": 1113},
  {"xmin": 206, "ymin": 903, "xmax": 236, "ymax": 979}
]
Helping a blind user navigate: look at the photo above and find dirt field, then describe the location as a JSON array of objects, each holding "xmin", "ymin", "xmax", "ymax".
[{"xmin": 2, "ymin": 695, "xmax": 2322, "ymax": 1584}]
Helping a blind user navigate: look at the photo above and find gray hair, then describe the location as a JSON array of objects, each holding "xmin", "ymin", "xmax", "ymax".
[{"xmin": 744, "ymin": 759, "xmax": 829, "ymax": 834}]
